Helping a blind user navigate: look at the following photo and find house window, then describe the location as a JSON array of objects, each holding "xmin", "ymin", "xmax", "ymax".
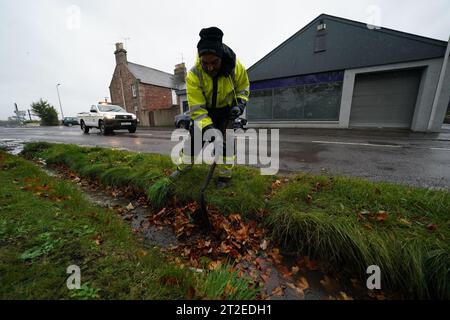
[
  {"xmin": 172, "ymin": 90, "xmax": 178, "ymax": 105},
  {"xmin": 131, "ymin": 84, "xmax": 137, "ymax": 98}
]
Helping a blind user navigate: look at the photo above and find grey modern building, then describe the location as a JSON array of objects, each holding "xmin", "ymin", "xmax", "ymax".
[{"xmin": 246, "ymin": 14, "xmax": 450, "ymax": 132}]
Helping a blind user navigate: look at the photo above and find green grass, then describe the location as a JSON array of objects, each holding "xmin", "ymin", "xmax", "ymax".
[
  {"xmin": 20, "ymin": 142, "xmax": 450, "ymax": 299},
  {"xmin": 267, "ymin": 174, "xmax": 450, "ymax": 299},
  {"xmin": 196, "ymin": 265, "xmax": 258, "ymax": 300},
  {"xmin": 0, "ymin": 150, "xmax": 257, "ymax": 300},
  {"xmin": 22, "ymin": 142, "xmax": 273, "ymax": 217}
]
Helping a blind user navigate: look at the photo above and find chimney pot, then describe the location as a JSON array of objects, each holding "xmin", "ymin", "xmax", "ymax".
[{"xmin": 114, "ymin": 43, "xmax": 127, "ymax": 65}]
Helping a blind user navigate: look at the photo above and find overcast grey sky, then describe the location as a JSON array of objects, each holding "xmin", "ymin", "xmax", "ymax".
[{"xmin": 0, "ymin": 0, "xmax": 449, "ymax": 120}]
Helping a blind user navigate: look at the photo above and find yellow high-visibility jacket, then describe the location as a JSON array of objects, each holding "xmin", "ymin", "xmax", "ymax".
[{"xmin": 186, "ymin": 44, "xmax": 250, "ymax": 129}]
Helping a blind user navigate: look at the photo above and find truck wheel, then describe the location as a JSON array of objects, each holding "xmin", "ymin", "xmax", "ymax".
[
  {"xmin": 81, "ymin": 121, "xmax": 89, "ymax": 134},
  {"xmin": 99, "ymin": 121, "xmax": 108, "ymax": 135},
  {"xmin": 128, "ymin": 127, "xmax": 136, "ymax": 133}
]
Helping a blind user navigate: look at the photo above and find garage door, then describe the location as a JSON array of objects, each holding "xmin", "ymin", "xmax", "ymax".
[{"xmin": 349, "ymin": 69, "xmax": 422, "ymax": 128}]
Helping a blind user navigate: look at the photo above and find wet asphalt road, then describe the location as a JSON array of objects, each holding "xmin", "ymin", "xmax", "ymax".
[{"xmin": 1, "ymin": 125, "xmax": 449, "ymax": 189}]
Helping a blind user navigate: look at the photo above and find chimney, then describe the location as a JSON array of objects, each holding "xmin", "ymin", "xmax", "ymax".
[
  {"xmin": 114, "ymin": 42, "xmax": 127, "ymax": 65},
  {"xmin": 174, "ymin": 63, "xmax": 187, "ymax": 86}
]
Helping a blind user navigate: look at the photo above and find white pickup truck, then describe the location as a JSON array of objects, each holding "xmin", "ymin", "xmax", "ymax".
[{"xmin": 77, "ymin": 104, "xmax": 138, "ymax": 135}]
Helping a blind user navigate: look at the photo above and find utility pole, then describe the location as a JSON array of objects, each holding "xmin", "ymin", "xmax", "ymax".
[
  {"xmin": 27, "ymin": 110, "xmax": 32, "ymax": 121},
  {"xmin": 56, "ymin": 83, "xmax": 65, "ymax": 121}
]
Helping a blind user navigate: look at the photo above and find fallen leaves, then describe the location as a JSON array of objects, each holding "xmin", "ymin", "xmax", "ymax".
[
  {"xmin": 91, "ymin": 234, "xmax": 103, "ymax": 246},
  {"xmin": 376, "ymin": 211, "xmax": 388, "ymax": 222},
  {"xmin": 358, "ymin": 210, "xmax": 389, "ymax": 223},
  {"xmin": 296, "ymin": 276, "xmax": 310, "ymax": 291},
  {"xmin": 223, "ymin": 282, "xmax": 237, "ymax": 296},
  {"xmin": 267, "ymin": 248, "xmax": 283, "ymax": 265},
  {"xmin": 336, "ymin": 291, "xmax": 353, "ymax": 300},
  {"xmin": 271, "ymin": 286, "xmax": 284, "ymax": 296},
  {"xmin": 260, "ymin": 239, "xmax": 269, "ymax": 251},
  {"xmin": 320, "ymin": 275, "xmax": 339, "ymax": 293}
]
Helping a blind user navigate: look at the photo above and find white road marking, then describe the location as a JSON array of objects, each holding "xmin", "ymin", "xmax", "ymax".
[
  {"xmin": 312, "ymin": 140, "xmax": 403, "ymax": 148},
  {"xmin": 430, "ymin": 147, "xmax": 450, "ymax": 152}
]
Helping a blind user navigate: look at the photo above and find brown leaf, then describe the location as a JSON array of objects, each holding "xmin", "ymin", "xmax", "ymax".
[
  {"xmin": 286, "ymin": 282, "xmax": 305, "ymax": 299},
  {"xmin": 376, "ymin": 211, "xmax": 388, "ymax": 222},
  {"xmin": 261, "ymin": 272, "xmax": 270, "ymax": 283},
  {"xmin": 291, "ymin": 266, "xmax": 300, "ymax": 275},
  {"xmin": 267, "ymin": 248, "xmax": 283, "ymax": 264},
  {"xmin": 271, "ymin": 286, "xmax": 284, "ymax": 296},
  {"xmin": 228, "ymin": 214, "xmax": 242, "ymax": 223},
  {"xmin": 320, "ymin": 275, "xmax": 339, "ymax": 293},
  {"xmin": 207, "ymin": 261, "xmax": 222, "ymax": 271},
  {"xmin": 91, "ymin": 235, "xmax": 103, "ymax": 246},
  {"xmin": 278, "ymin": 265, "xmax": 292, "ymax": 279},
  {"xmin": 426, "ymin": 224, "xmax": 437, "ymax": 232},
  {"xmin": 187, "ymin": 286, "xmax": 196, "ymax": 299},
  {"xmin": 272, "ymin": 180, "xmax": 282, "ymax": 190},
  {"xmin": 220, "ymin": 242, "xmax": 232, "ymax": 254},
  {"xmin": 337, "ymin": 291, "xmax": 353, "ymax": 300},
  {"xmin": 304, "ymin": 256, "xmax": 318, "ymax": 271},
  {"xmin": 161, "ymin": 276, "xmax": 178, "ymax": 286},
  {"xmin": 296, "ymin": 277, "xmax": 310, "ymax": 291},
  {"xmin": 223, "ymin": 282, "xmax": 237, "ymax": 297},
  {"xmin": 260, "ymin": 239, "xmax": 269, "ymax": 251},
  {"xmin": 363, "ymin": 223, "xmax": 373, "ymax": 231},
  {"xmin": 306, "ymin": 194, "xmax": 313, "ymax": 205},
  {"xmin": 235, "ymin": 225, "xmax": 249, "ymax": 241},
  {"xmin": 137, "ymin": 250, "xmax": 148, "ymax": 257}
]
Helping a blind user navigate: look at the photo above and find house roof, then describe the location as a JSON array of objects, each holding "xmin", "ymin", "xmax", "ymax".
[
  {"xmin": 248, "ymin": 14, "xmax": 448, "ymax": 82},
  {"xmin": 127, "ymin": 62, "xmax": 178, "ymax": 89}
]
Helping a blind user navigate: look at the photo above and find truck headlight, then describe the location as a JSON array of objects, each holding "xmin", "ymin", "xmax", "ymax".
[
  {"xmin": 131, "ymin": 114, "xmax": 137, "ymax": 120},
  {"xmin": 105, "ymin": 114, "xmax": 115, "ymax": 120}
]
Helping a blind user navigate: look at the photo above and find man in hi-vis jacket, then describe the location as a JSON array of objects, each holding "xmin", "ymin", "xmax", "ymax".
[{"xmin": 182, "ymin": 26, "xmax": 250, "ymax": 187}]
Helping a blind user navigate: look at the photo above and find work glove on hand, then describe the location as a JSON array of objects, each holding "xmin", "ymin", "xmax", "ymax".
[{"xmin": 229, "ymin": 100, "xmax": 246, "ymax": 119}]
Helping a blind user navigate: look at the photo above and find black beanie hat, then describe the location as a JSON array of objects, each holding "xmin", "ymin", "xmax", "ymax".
[{"xmin": 197, "ymin": 27, "xmax": 224, "ymax": 57}]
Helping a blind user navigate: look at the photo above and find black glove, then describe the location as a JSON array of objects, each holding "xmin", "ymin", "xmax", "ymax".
[{"xmin": 230, "ymin": 100, "xmax": 246, "ymax": 119}]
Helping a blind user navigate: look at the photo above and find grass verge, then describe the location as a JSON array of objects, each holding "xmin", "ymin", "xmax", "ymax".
[
  {"xmin": 20, "ymin": 142, "xmax": 450, "ymax": 299},
  {"xmin": 0, "ymin": 149, "xmax": 257, "ymax": 299}
]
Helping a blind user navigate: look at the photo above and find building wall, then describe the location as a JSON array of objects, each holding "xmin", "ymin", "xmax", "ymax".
[
  {"xmin": 248, "ymin": 57, "xmax": 449, "ymax": 132},
  {"xmin": 138, "ymin": 83, "xmax": 177, "ymax": 127},
  {"xmin": 152, "ymin": 106, "xmax": 179, "ymax": 126},
  {"xmin": 109, "ymin": 64, "xmax": 138, "ymax": 115},
  {"xmin": 139, "ymin": 83, "xmax": 173, "ymax": 111}
]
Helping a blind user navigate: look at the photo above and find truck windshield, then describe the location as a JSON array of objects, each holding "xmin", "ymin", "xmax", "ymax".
[{"xmin": 98, "ymin": 105, "xmax": 125, "ymax": 112}]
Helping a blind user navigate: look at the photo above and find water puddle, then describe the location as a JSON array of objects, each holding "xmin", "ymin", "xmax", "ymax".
[{"xmin": 0, "ymin": 139, "xmax": 26, "ymax": 155}]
